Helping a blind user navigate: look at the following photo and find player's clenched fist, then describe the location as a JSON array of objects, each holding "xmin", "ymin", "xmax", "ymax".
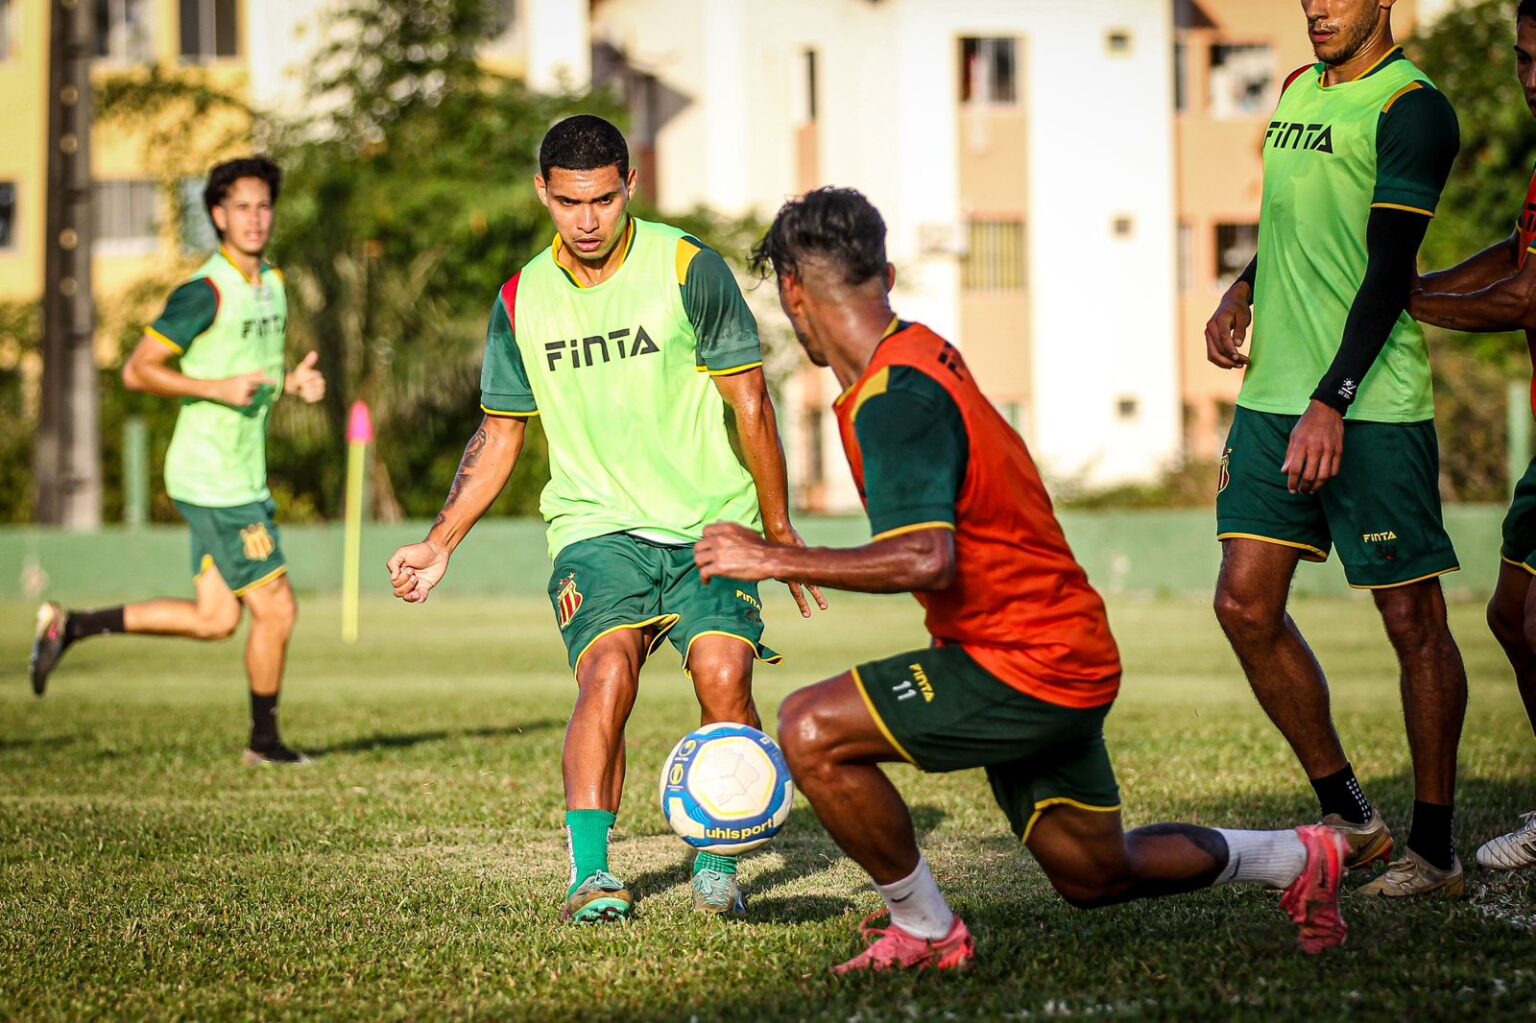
[
  {"xmin": 216, "ymin": 370, "xmax": 276, "ymax": 408},
  {"xmin": 284, "ymin": 350, "xmax": 326, "ymax": 405},
  {"xmin": 1205, "ymin": 281, "xmax": 1253, "ymax": 369},
  {"xmin": 387, "ymin": 540, "xmax": 450, "ymax": 604}
]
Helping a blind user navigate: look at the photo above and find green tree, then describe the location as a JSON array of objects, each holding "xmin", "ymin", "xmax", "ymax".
[{"xmin": 1410, "ymin": 0, "xmax": 1536, "ymax": 500}]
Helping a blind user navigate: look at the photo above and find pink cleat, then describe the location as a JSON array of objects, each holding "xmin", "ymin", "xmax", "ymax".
[
  {"xmin": 831, "ymin": 911, "xmax": 976, "ymax": 975},
  {"xmin": 1280, "ymin": 824, "xmax": 1349, "ymax": 955}
]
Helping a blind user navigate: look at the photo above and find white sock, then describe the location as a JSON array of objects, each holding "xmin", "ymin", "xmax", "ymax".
[
  {"xmin": 874, "ymin": 856, "xmax": 955, "ymax": 940},
  {"xmin": 1214, "ymin": 829, "xmax": 1307, "ymax": 887}
]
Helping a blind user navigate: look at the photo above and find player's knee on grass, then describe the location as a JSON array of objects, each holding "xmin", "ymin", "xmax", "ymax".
[
  {"xmin": 195, "ymin": 601, "xmax": 242, "ymax": 641},
  {"xmin": 1487, "ymin": 592, "xmax": 1529, "ymax": 656},
  {"xmin": 688, "ymin": 642, "xmax": 757, "ymax": 726},
  {"xmin": 245, "ymin": 580, "xmax": 297, "ymax": 634}
]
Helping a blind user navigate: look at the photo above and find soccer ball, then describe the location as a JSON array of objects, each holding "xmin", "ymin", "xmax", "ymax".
[{"xmin": 657, "ymin": 722, "xmax": 795, "ymax": 855}]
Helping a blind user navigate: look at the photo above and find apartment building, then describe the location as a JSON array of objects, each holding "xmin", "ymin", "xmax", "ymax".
[{"xmin": 593, "ymin": 0, "xmax": 1181, "ymax": 510}]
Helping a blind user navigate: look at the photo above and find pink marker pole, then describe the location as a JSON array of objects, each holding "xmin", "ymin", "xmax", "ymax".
[{"xmin": 343, "ymin": 401, "xmax": 374, "ymax": 643}]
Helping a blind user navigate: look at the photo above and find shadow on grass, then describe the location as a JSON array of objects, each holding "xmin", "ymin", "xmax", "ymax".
[
  {"xmin": 307, "ymin": 718, "xmax": 564, "ymax": 757},
  {"xmin": 626, "ymin": 804, "xmax": 950, "ymax": 924},
  {"xmin": 0, "ymin": 735, "xmax": 78, "ymax": 754}
]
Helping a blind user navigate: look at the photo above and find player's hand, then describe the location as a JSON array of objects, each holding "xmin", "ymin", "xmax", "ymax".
[
  {"xmin": 1205, "ymin": 282, "xmax": 1253, "ymax": 369},
  {"xmin": 763, "ymin": 523, "xmax": 829, "ymax": 618},
  {"xmin": 214, "ymin": 371, "xmax": 277, "ymax": 408},
  {"xmin": 1281, "ymin": 400, "xmax": 1344, "ymax": 495},
  {"xmin": 695, "ymin": 522, "xmax": 775, "ymax": 584},
  {"xmin": 387, "ymin": 540, "xmax": 450, "ymax": 604},
  {"xmin": 284, "ymin": 351, "xmax": 326, "ymax": 404}
]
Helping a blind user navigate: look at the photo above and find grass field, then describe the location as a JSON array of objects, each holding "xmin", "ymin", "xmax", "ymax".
[{"xmin": 1, "ymin": 589, "xmax": 1533, "ymax": 1022}]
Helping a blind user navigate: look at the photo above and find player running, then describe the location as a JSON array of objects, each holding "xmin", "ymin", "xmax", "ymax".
[
  {"xmin": 1203, "ymin": 0, "xmax": 1466, "ymax": 896},
  {"xmin": 1404, "ymin": 0, "xmax": 1536, "ymax": 875},
  {"xmin": 386, "ymin": 115, "xmax": 823, "ymax": 922},
  {"xmin": 29, "ymin": 157, "xmax": 325, "ymax": 766},
  {"xmin": 696, "ymin": 187, "xmax": 1350, "ymax": 973}
]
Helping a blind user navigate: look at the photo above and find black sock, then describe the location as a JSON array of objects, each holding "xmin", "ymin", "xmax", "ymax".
[
  {"xmin": 250, "ymin": 693, "xmax": 280, "ymax": 749},
  {"xmin": 63, "ymin": 606, "xmax": 126, "ymax": 645},
  {"xmin": 1407, "ymin": 800, "xmax": 1456, "ymax": 871},
  {"xmin": 1310, "ymin": 765, "xmax": 1371, "ymax": 824}
]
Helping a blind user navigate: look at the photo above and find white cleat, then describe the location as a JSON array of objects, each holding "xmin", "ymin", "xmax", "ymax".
[{"xmin": 1475, "ymin": 811, "xmax": 1536, "ymax": 871}]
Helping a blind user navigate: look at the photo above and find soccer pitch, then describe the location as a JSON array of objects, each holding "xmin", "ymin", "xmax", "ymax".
[{"xmin": 2, "ymin": 592, "xmax": 1533, "ymax": 1021}]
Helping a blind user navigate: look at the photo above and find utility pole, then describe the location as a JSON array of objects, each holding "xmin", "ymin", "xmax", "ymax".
[{"xmin": 36, "ymin": 0, "xmax": 101, "ymax": 529}]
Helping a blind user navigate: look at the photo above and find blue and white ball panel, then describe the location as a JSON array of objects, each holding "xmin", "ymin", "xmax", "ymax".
[{"xmin": 657, "ymin": 722, "xmax": 795, "ymax": 855}]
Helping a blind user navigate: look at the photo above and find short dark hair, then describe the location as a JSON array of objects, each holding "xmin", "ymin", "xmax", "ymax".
[
  {"xmin": 203, "ymin": 157, "xmax": 282, "ymax": 238},
  {"xmin": 749, "ymin": 187, "xmax": 888, "ymax": 286},
  {"xmin": 1522, "ymin": 0, "xmax": 1536, "ymax": 23},
  {"xmin": 539, "ymin": 115, "xmax": 629, "ymax": 178}
]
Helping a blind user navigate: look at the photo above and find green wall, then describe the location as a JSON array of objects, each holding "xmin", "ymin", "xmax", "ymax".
[{"xmin": 0, "ymin": 507, "xmax": 1508, "ymax": 603}]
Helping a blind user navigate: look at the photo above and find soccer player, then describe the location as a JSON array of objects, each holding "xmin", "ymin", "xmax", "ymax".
[
  {"xmin": 1403, "ymin": 0, "xmax": 1536, "ymax": 874},
  {"xmin": 29, "ymin": 157, "xmax": 324, "ymax": 766},
  {"xmin": 1202, "ymin": 0, "xmax": 1466, "ymax": 896},
  {"xmin": 386, "ymin": 115, "xmax": 822, "ymax": 922},
  {"xmin": 696, "ymin": 187, "xmax": 1351, "ymax": 973}
]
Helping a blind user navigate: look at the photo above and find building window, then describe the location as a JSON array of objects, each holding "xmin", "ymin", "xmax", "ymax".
[
  {"xmin": 488, "ymin": 0, "xmax": 517, "ymax": 39},
  {"xmin": 1173, "ymin": 41, "xmax": 1189, "ymax": 113},
  {"xmin": 179, "ymin": 177, "xmax": 218, "ymax": 253},
  {"xmin": 1215, "ymin": 222, "xmax": 1259, "ymax": 287},
  {"xmin": 803, "ymin": 49, "xmax": 819, "ymax": 123},
  {"xmin": 960, "ymin": 37, "xmax": 1018, "ymax": 106},
  {"xmin": 1106, "ymin": 30, "xmax": 1133, "ymax": 55},
  {"xmin": 803, "ymin": 410, "xmax": 825, "ymax": 486},
  {"xmin": 0, "ymin": 182, "xmax": 16, "ymax": 250},
  {"xmin": 93, "ymin": 180, "xmax": 160, "ymax": 246},
  {"xmin": 1177, "ymin": 221, "xmax": 1193, "ymax": 292},
  {"xmin": 1208, "ymin": 44, "xmax": 1273, "ymax": 118},
  {"xmin": 0, "ymin": 0, "xmax": 15, "ymax": 61},
  {"xmin": 1112, "ymin": 215, "xmax": 1135, "ymax": 238},
  {"xmin": 94, "ymin": 0, "xmax": 153, "ymax": 63},
  {"xmin": 179, "ymin": 0, "xmax": 238, "ymax": 61},
  {"xmin": 962, "ymin": 219, "xmax": 1027, "ymax": 292}
]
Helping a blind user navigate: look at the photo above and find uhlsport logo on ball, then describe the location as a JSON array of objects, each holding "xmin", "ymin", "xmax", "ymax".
[{"xmin": 657, "ymin": 722, "xmax": 794, "ymax": 855}]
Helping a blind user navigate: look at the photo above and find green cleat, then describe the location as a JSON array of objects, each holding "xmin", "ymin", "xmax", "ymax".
[
  {"xmin": 563, "ymin": 871, "xmax": 633, "ymax": 924},
  {"xmin": 692, "ymin": 868, "xmax": 747, "ymax": 916}
]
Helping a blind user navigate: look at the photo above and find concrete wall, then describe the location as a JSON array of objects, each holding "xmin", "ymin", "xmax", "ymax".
[{"xmin": 2, "ymin": 507, "xmax": 1507, "ymax": 604}]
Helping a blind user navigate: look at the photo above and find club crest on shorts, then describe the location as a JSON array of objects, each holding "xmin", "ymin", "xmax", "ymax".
[
  {"xmin": 1218, "ymin": 447, "xmax": 1232, "ymax": 495},
  {"xmin": 240, "ymin": 522, "xmax": 275, "ymax": 561},
  {"xmin": 556, "ymin": 572, "xmax": 584, "ymax": 629}
]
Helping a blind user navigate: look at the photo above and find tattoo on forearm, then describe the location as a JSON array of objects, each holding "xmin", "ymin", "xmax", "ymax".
[{"xmin": 441, "ymin": 427, "xmax": 489, "ymax": 514}]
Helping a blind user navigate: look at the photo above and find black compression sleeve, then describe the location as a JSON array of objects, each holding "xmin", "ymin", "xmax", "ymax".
[
  {"xmin": 1310, "ymin": 208, "xmax": 1430, "ymax": 413},
  {"xmin": 1237, "ymin": 256, "xmax": 1257, "ymax": 295}
]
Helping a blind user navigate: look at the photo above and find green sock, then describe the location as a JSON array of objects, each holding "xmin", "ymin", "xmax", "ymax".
[
  {"xmin": 566, "ymin": 809, "xmax": 616, "ymax": 896},
  {"xmin": 693, "ymin": 850, "xmax": 738, "ymax": 876}
]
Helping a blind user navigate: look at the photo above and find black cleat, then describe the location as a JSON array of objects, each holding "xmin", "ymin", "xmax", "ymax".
[
  {"xmin": 242, "ymin": 741, "xmax": 311, "ymax": 766},
  {"xmin": 29, "ymin": 601, "xmax": 69, "ymax": 697}
]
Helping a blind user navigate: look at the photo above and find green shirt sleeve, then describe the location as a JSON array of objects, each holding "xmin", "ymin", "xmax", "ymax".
[
  {"xmin": 853, "ymin": 366, "xmax": 968, "ymax": 539},
  {"xmin": 679, "ymin": 237, "xmax": 763, "ymax": 373},
  {"xmin": 1372, "ymin": 85, "xmax": 1459, "ymax": 216},
  {"xmin": 147, "ymin": 278, "xmax": 219, "ymax": 354},
  {"xmin": 478, "ymin": 288, "xmax": 537, "ymax": 416}
]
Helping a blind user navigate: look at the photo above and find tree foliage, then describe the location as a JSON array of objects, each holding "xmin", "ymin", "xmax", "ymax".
[{"xmin": 1410, "ymin": 1, "xmax": 1536, "ymax": 500}]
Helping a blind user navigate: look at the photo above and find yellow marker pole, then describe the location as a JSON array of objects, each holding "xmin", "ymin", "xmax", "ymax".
[{"xmin": 342, "ymin": 400, "xmax": 374, "ymax": 644}]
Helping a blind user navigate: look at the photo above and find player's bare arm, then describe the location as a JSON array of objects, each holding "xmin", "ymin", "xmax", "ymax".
[
  {"xmin": 1204, "ymin": 259, "xmax": 1254, "ymax": 369},
  {"xmin": 1412, "ymin": 247, "xmax": 1536, "ymax": 333},
  {"xmin": 122, "ymin": 334, "xmax": 274, "ymax": 408},
  {"xmin": 696, "ymin": 521, "xmax": 954, "ymax": 594},
  {"xmin": 711, "ymin": 367, "xmax": 828, "ymax": 616},
  {"xmin": 387, "ymin": 415, "xmax": 526, "ymax": 604},
  {"xmin": 1414, "ymin": 230, "xmax": 1520, "ymax": 297}
]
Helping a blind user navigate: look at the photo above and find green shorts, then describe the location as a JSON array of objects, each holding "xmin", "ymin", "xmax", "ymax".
[
  {"xmin": 1216, "ymin": 407, "xmax": 1458, "ymax": 588},
  {"xmin": 1500, "ymin": 456, "xmax": 1536, "ymax": 574},
  {"xmin": 174, "ymin": 498, "xmax": 288, "ymax": 596},
  {"xmin": 548, "ymin": 532, "xmax": 780, "ymax": 675},
  {"xmin": 853, "ymin": 644, "xmax": 1120, "ymax": 842}
]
